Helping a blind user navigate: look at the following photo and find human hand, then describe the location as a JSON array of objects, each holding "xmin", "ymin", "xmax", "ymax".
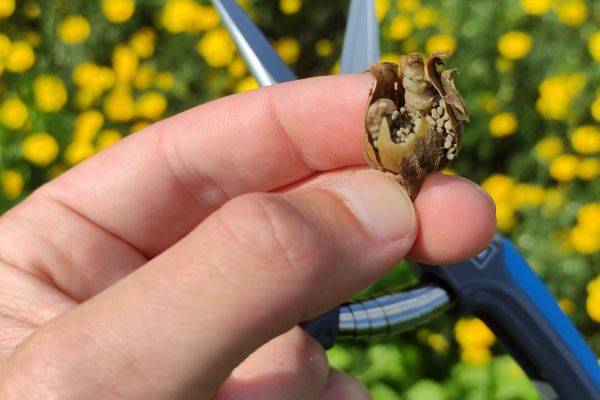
[{"xmin": 0, "ymin": 74, "xmax": 495, "ymax": 399}]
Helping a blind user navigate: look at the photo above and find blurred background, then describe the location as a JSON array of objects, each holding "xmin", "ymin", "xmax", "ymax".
[{"xmin": 0, "ymin": 0, "xmax": 599, "ymax": 398}]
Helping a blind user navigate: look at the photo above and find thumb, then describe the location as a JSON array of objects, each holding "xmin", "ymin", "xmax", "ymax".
[{"xmin": 1, "ymin": 169, "xmax": 416, "ymax": 399}]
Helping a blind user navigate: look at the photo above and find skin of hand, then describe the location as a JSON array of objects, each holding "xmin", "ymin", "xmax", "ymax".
[{"xmin": 0, "ymin": 74, "xmax": 495, "ymax": 399}]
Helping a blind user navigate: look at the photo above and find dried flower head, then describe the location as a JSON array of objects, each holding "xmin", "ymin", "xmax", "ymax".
[{"xmin": 364, "ymin": 52, "xmax": 469, "ymax": 199}]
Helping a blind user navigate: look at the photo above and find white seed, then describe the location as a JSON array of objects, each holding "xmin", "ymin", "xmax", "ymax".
[
  {"xmin": 444, "ymin": 120, "xmax": 453, "ymax": 130},
  {"xmin": 436, "ymin": 127, "xmax": 443, "ymax": 133},
  {"xmin": 373, "ymin": 141, "xmax": 379, "ymax": 149},
  {"xmin": 436, "ymin": 118, "xmax": 444, "ymax": 128},
  {"xmin": 447, "ymin": 152, "xmax": 455, "ymax": 160},
  {"xmin": 442, "ymin": 113, "xmax": 450, "ymax": 121},
  {"xmin": 392, "ymin": 110, "xmax": 399, "ymax": 120},
  {"xmin": 426, "ymin": 116, "xmax": 435, "ymax": 126},
  {"xmin": 444, "ymin": 137, "xmax": 453, "ymax": 149},
  {"xmin": 400, "ymin": 107, "xmax": 406, "ymax": 113},
  {"xmin": 437, "ymin": 106, "xmax": 444, "ymax": 116},
  {"xmin": 431, "ymin": 108, "xmax": 438, "ymax": 119}
]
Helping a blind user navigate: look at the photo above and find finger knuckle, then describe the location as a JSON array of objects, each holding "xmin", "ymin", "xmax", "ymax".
[{"xmin": 213, "ymin": 193, "xmax": 325, "ymax": 284}]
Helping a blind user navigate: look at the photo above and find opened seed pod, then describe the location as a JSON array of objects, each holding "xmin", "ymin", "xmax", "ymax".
[{"xmin": 363, "ymin": 52, "xmax": 469, "ymax": 200}]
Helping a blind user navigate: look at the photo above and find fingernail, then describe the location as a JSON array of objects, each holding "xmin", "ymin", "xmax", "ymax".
[{"xmin": 329, "ymin": 170, "xmax": 416, "ymax": 242}]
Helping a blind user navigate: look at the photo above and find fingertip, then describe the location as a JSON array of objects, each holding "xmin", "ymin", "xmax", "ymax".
[
  {"xmin": 320, "ymin": 369, "xmax": 372, "ymax": 400},
  {"xmin": 408, "ymin": 173, "xmax": 496, "ymax": 264}
]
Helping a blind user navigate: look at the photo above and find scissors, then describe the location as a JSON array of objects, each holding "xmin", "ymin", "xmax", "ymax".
[{"xmin": 212, "ymin": 1, "xmax": 600, "ymax": 398}]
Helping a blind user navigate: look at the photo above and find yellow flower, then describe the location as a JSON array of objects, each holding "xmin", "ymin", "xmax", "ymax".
[
  {"xmin": 577, "ymin": 158, "xmax": 600, "ymax": 180},
  {"xmin": 489, "ymin": 112, "xmax": 518, "ymax": 138},
  {"xmin": 570, "ymin": 125, "xmax": 600, "ymax": 154},
  {"xmin": 589, "ymin": 32, "xmax": 600, "ymax": 62},
  {"xmin": 379, "ymin": 53, "xmax": 402, "ymax": 64},
  {"xmin": 23, "ymin": 0, "xmax": 40, "ymax": 19},
  {"xmin": 577, "ymin": 203, "xmax": 600, "ymax": 232},
  {"xmin": 104, "ymin": 86, "xmax": 134, "ymax": 122},
  {"xmin": 96, "ymin": 129, "xmax": 122, "ymax": 150},
  {"xmin": 154, "ymin": 71, "xmax": 174, "ymax": 90},
  {"xmin": 592, "ymin": 97, "xmax": 600, "ymax": 121},
  {"xmin": 388, "ymin": 15, "xmax": 412, "ymax": 40},
  {"xmin": 481, "ymin": 174, "xmax": 517, "ymax": 231},
  {"xmin": 1, "ymin": 169, "xmax": 23, "ymax": 199},
  {"xmin": 482, "ymin": 173, "xmax": 515, "ymax": 203},
  {"xmin": 74, "ymin": 64, "xmax": 115, "ymax": 109},
  {"xmin": 461, "ymin": 346, "xmax": 492, "ymax": 365},
  {"xmin": 571, "ymin": 225, "xmax": 600, "ymax": 254},
  {"xmin": 5, "ymin": 41, "xmax": 35, "ymax": 72},
  {"xmin": 557, "ymin": 0, "xmax": 587, "ymax": 27},
  {"xmin": 58, "ymin": 15, "xmax": 91, "ymax": 44},
  {"xmin": 535, "ymin": 137, "xmax": 563, "ymax": 161},
  {"xmin": 197, "ymin": 28, "xmax": 235, "ymax": 67},
  {"xmin": 479, "ymin": 94, "xmax": 497, "ymax": 113},
  {"xmin": 375, "ymin": 0, "xmax": 390, "ymax": 21},
  {"xmin": 279, "ymin": 0, "xmax": 301, "ymax": 15},
  {"xmin": 161, "ymin": 0, "xmax": 201, "ymax": 33},
  {"xmin": 496, "ymin": 201, "xmax": 516, "ymax": 232},
  {"xmin": 133, "ymin": 64, "xmax": 155, "ymax": 90},
  {"xmin": 73, "ymin": 62, "xmax": 99, "ymax": 86},
  {"xmin": 235, "ymin": 76, "xmax": 259, "ymax": 93},
  {"xmin": 455, "ymin": 317, "xmax": 495, "ymax": 349},
  {"xmin": 543, "ymin": 187, "xmax": 566, "ymax": 216},
  {"xmin": 414, "ymin": 7, "xmax": 438, "ymax": 29},
  {"xmin": 536, "ymin": 73, "xmax": 585, "ymax": 120},
  {"xmin": 33, "ymin": 75, "xmax": 68, "ymax": 112},
  {"xmin": 21, "ymin": 132, "xmax": 59, "ymax": 166},
  {"xmin": 129, "ymin": 27, "xmax": 156, "ymax": 59},
  {"xmin": 24, "ymin": 30, "xmax": 41, "ymax": 47},
  {"xmin": 73, "ymin": 110, "xmax": 104, "ymax": 141},
  {"xmin": 549, "ymin": 154, "xmax": 579, "ymax": 181},
  {"xmin": 498, "ymin": 31, "xmax": 532, "ymax": 60},
  {"xmin": 588, "ymin": 276, "xmax": 600, "ymax": 295},
  {"xmin": 330, "ymin": 59, "xmax": 340, "ymax": 74},
  {"xmin": 130, "ymin": 121, "xmax": 151, "ymax": 133},
  {"xmin": 520, "ymin": 0, "xmax": 553, "ymax": 15},
  {"xmin": 135, "ymin": 91, "xmax": 167, "ymax": 120},
  {"xmin": 101, "ymin": 0, "xmax": 135, "ymax": 23},
  {"xmin": 0, "ymin": 97, "xmax": 28, "ymax": 130},
  {"xmin": 112, "ymin": 45, "xmax": 138, "ymax": 83},
  {"xmin": 512, "ymin": 183, "xmax": 545, "ymax": 208},
  {"xmin": 587, "ymin": 291, "xmax": 600, "ymax": 322},
  {"xmin": 274, "ymin": 37, "xmax": 300, "ymax": 64},
  {"xmin": 426, "ymin": 333, "xmax": 448, "ymax": 353},
  {"xmin": 64, "ymin": 140, "xmax": 95, "ymax": 165},
  {"xmin": 194, "ymin": 5, "xmax": 219, "ymax": 31},
  {"xmin": 0, "ymin": 33, "xmax": 10, "ymax": 58},
  {"xmin": 0, "ymin": 0, "xmax": 14, "ymax": 18},
  {"xmin": 315, "ymin": 39, "xmax": 333, "ymax": 57},
  {"xmin": 495, "ymin": 57, "xmax": 513, "ymax": 73},
  {"xmin": 425, "ymin": 34, "xmax": 455, "ymax": 55},
  {"xmin": 398, "ymin": 0, "xmax": 419, "ymax": 13},
  {"xmin": 558, "ymin": 297, "xmax": 575, "ymax": 315}
]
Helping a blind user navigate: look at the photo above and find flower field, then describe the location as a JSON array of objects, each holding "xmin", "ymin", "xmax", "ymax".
[{"xmin": 0, "ymin": 0, "xmax": 599, "ymax": 398}]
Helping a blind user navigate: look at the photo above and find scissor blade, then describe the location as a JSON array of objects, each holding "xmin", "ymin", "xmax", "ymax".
[
  {"xmin": 340, "ymin": 0, "xmax": 379, "ymax": 74},
  {"xmin": 212, "ymin": 0, "xmax": 297, "ymax": 86}
]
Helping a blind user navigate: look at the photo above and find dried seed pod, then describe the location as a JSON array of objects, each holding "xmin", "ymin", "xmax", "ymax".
[{"xmin": 363, "ymin": 52, "xmax": 469, "ymax": 200}]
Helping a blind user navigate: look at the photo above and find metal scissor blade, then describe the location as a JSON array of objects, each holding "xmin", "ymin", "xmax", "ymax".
[
  {"xmin": 212, "ymin": 0, "xmax": 297, "ymax": 86},
  {"xmin": 340, "ymin": 0, "xmax": 379, "ymax": 74}
]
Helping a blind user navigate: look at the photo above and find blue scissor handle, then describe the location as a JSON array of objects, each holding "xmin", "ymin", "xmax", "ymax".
[{"xmin": 419, "ymin": 233, "xmax": 600, "ymax": 399}]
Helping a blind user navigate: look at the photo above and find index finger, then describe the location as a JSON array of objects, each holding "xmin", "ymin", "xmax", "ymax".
[{"xmin": 40, "ymin": 74, "xmax": 374, "ymax": 257}]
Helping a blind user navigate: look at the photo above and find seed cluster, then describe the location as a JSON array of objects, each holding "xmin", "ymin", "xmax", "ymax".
[{"xmin": 424, "ymin": 100, "xmax": 459, "ymax": 160}]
